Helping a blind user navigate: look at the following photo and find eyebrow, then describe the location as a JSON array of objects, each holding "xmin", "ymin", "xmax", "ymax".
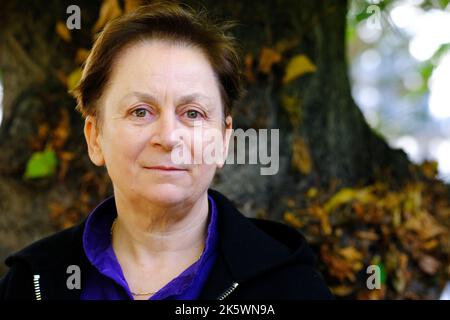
[{"xmin": 121, "ymin": 91, "xmax": 212, "ymax": 107}]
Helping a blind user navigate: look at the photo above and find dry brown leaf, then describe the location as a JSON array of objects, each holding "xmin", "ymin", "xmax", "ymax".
[
  {"xmin": 48, "ymin": 202, "xmax": 66, "ymax": 220},
  {"xmin": 339, "ymin": 247, "xmax": 363, "ymax": 260},
  {"xmin": 321, "ymin": 245, "xmax": 357, "ymax": 281},
  {"xmin": 52, "ymin": 109, "xmax": 70, "ymax": 149},
  {"xmin": 356, "ymin": 230, "xmax": 379, "ymax": 241},
  {"xmin": 244, "ymin": 53, "xmax": 255, "ymax": 83},
  {"xmin": 291, "ymin": 136, "xmax": 312, "ymax": 175},
  {"xmin": 274, "ymin": 38, "xmax": 300, "ymax": 54},
  {"xmin": 56, "ymin": 21, "xmax": 71, "ymax": 42},
  {"xmin": 124, "ymin": 0, "xmax": 143, "ymax": 13},
  {"xmin": 258, "ymin": 47, "xmax": 282, "ymax": 74},
  {"xmin": 75, "ymin": 48, "xmax": 90, "ymax": 64},
  {"xmin": 310, "ymin": 206, "xmax": 332, "ymax": 235},
  {"xmin": 324, "ymin": 187, "xmax": 376, "ymax": 213},
  {"xmin": 93, "ymin": 0, "xmax": 122, "ymax": 33},
  {"xmin": 283, "ymin": 212, "xmax": 304, "ymax": 228}
]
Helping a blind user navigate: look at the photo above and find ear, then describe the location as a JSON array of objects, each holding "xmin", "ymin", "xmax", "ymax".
[
  {"xmin": 218, "ymin": 115, "xmax": 233, "ymax": 169},
  {"xmin": 84, "ymin": 116, "xmax": 105, "ymax": 166}
]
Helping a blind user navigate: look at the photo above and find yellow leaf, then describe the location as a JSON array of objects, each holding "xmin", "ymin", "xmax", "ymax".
[
  {"xmin": 339, "ymin": 247, "xmax": 363, "ymax": 262},
  {"xmin": 93, "ymin": 0, "xmax": 122, "ymax": 33},
  {"xmin": 324, "ymin": 187, "xmax": 376, "ymax": 213},
  {"xmin": 420, "ymin": 160, "xmax": 438, "ymax": 179},
  {"xmin": 56, "ymin": 21, "xmax": 71, "ymax": 42},
  {"xmin": 422, "ymin": 239, "xmax": 439, "ymax": 250},
  {"xmin": 283, "ymin": 54, "xmax": 316, "ymax": 84},
  {"xmin": 311, "ymin": 206, "xmax": 332, "ymax": 235},
  {"xmin": 258, "ymin": 47, "xmax": 282, "ymax": 74},
  {"xmin": 330, "ymin": 285, "xmax": 353, "ymax": 296},
  {"xmin": 306, "ymin": 187, "xmax": 318, "ymax": 198},
  {"xmin": 281, "ymin": 94, "xmax": 301, "ymax": 127},
  {"xmin": 291, "ymin": 136, "xmax": 312, "ymax": 174},
  {"xmin": 67, "ymin": 68, "xmax": 82, "ymax": 92}
]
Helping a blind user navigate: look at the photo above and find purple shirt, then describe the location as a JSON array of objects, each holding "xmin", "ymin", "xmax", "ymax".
[{"xmin": 80, "ymin": 194, "xmax": 218, "ymax": 300}]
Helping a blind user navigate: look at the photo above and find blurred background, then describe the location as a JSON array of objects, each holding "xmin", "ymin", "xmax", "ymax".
[
  {"xmin": 0, "ymin": 0, "xmax": 449, "ymax": 299},
  {"xmin": 348, "ymin": 0, "xmax": 450, "ymax": 183}
]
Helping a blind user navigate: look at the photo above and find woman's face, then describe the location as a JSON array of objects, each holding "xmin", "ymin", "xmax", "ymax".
[{"xmin": 84, "ymin": 40, "xmax": 232, "ymax": 206}]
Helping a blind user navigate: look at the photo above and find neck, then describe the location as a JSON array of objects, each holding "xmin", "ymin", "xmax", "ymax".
[{"xmin": 111, "ymin": 189, "xmax": 210, "ymax": 265}]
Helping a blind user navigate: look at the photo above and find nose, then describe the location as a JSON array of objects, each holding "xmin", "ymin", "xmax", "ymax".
[{"xmin": 150, "ymin": 111, "xmax": 182, "ymax": 151}]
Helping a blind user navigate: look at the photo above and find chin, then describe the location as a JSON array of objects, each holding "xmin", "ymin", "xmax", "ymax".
[{"xmin": 141, "ymin": 184, "xmax": 193, "ymax": 206}]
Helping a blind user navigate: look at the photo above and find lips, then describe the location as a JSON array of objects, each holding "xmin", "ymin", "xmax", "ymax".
[{"xmin": 143, "ymin": 165, "xmax": 188, "ymax": 171}]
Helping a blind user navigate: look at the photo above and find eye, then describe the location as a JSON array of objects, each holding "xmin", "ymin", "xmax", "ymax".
[
  {"xmin": 132, "ymin": 108, "xmax": 151, "ymax": 118},
  {"xmin": 185, "ymin": 109, "xmax": 203, "ymax": 119}
]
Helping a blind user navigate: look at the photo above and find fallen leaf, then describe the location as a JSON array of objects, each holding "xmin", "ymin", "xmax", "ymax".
[
  {"xmin": 23, "ymin": 147, "xmax": 58, "ymax": 179},
  {"xmin": 283, "ymin": 211, "xmax": 304, "ymax": 228},
  {"xmin": 306, "ymin": 187, "xmax": 318, "ymax": 199},
  {"xmin": 291, "ymin": 135, "xmax": 312, "ymax": 175},
  {"xmin": 356, "ymin": 230, "xmax": 379, "ymax": 241},
  {"xmin": 52, "ymin": 109, "xmax": 70, "ymax": 149},
  {"xmin": 244, "ymin": 53, "xmax": 255, "ymax": 83},
  {"xmin": 275, "ymin": 38, "xmax": 300, "ymax": 54},
  {"xmin": 420, "ymin": 161, "xmax": 438, "ymax": 179},
  {"xmin": 330, "ymin": 285, "xmax": 353, "ymax": 296},
  {"xmin": 281, "ymin": 94, "xmax": 301, "ymax": 127},
  {"xmin": 339, "ymin": 247, "xmax": 363, "ymax": 261},
  {"xmin": 56, "ymin": 21, "xmax": 71, "ymax": 42},
  {"xmin": 67, "ymin": 68, "xmax": 82, "ymax": 92},
  {"xmin": 93, "ymin": 0, "xmax": 122, "ymax": 33},
  {"xmin": 324, "ymin": 187, "xmax": 376, "ymax": 213},
  {"xmin": 75, "ymin": 48, "xmax": 90, "ymax": 64},
  {"xmin": 258, "ymin": 47, "xmax": 281, "ymax": 74},
  {"xmin": 283, "ymin": 54, "xmax": 316, "ymax": 84},
  {"xmin": 124, "ymin": 0, "xmax": 143, "ymax": 13}
]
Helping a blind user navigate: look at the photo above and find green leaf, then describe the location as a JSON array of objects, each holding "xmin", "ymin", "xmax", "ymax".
[
  {"xmin": 24, "ymin": 149, "xmax": 58, "ymax": 179},
  {"xmin": 377, "ymin": 263, "xmax": 387, "ymax": 284}
]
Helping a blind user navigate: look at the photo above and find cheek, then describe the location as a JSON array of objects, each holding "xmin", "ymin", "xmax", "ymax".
[
  {"xmin": 102, "ymin": 126, "xmax": 144, "ymax": 169},
  {"xmin": 187, "ymin": 124, "xmax": 225, "ymax": 156}
]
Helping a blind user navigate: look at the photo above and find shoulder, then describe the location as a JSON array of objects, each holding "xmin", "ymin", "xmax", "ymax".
[
  {"xmin": 0, "ymin": 259, "xmax": 34, "ymax": 300},
  {"xmin": 4, "ymin": 221, "xmax": 85, "ymax": 267},
  {"xmin": 1, "ymin": 221, "xmax": 86, "ymax": 300}
]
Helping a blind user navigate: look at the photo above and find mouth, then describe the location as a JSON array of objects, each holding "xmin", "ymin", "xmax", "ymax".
[{"xmin": 143, "ymin": 165, "xmax": 188, "ymax": 172}]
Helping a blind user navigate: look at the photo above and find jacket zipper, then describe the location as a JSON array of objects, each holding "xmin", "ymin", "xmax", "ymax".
[
  {"xmin": 217, "ymin": 282, "xmax": 239, "ymax": 300},
  {"xmin": 30, "ymin": 274, "xmax": 238, "ymax": 301},
  {"xmin": 33, "ymin": 274, "xmax": 42, "ymax": 300}
]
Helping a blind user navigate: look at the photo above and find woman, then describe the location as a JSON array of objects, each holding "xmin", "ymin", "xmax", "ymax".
[{"xmin": 0, "ymin": 2, "xmax": 332, "ymax": 300}]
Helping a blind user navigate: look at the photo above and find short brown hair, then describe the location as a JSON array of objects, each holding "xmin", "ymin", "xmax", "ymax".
[{"xmin": 73, "ymin": 1, "xmax": 244, "ymax": 129}]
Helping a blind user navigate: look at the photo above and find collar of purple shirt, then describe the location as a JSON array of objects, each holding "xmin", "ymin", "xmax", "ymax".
[{"xmin": 81, "ymin": 194, "xmax": 219, "ymax": 300}]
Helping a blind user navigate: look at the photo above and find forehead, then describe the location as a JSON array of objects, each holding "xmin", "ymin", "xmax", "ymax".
[{"xmin": 108, "ymin": 40, "xmax": 220, "ymax": 95}]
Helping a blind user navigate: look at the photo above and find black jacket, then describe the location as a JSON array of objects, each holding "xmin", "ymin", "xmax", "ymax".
[{"xmin": 0, "ymin": 189, "xmax": 332, "ymax": 300}]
